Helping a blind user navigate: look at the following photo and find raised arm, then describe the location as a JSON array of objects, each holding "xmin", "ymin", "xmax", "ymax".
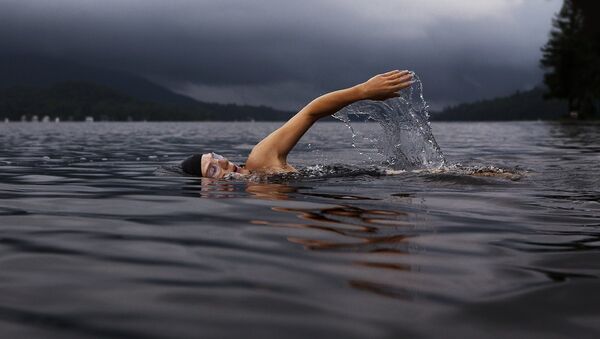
[{"xmin": 245, "ymin": 70, "xmax": 413, "ymax": 172}]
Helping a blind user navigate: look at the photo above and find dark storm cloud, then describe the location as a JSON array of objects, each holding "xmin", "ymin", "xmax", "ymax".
[{"xmin": 0, "ymin": 0, "xmax": 562, "ymax": 109}]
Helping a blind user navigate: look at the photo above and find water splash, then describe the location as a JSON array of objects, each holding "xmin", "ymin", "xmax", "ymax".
[
  {"xmin": 216, "ymin": 163, "xmax": 523, "ymax": 182},
  {"xmin": 333, "ymin": 72, "xmax": 445, "ymax": 170}
]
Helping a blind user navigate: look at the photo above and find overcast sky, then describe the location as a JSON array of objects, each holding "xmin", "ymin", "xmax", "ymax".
[{"xmin": 0, "ymin": 0, "xmax": 563, "ymax": 110}]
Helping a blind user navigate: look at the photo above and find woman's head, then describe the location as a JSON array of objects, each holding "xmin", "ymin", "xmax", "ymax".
[{"xmin": 181, "ymin": 152, "xmax": 243, "ymax": 178}]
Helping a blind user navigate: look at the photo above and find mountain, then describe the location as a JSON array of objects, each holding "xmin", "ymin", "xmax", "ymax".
[
  {"xmin": 0, "ymin": 55, "xmax": 293, "ymax": 121},
  {"xmin": 0, "ymin": 55, "xmax": 201, "ymax": 106},
  {"xmin": 431, "ymin": 87, "xmax": 568, "ymax": 121},
  {"xmin": 0, "ymin": 82, "xmax": 293, "ymax": 121}
]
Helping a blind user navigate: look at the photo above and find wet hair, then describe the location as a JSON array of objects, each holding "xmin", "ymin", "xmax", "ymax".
[{"xmin": 181, "ymin": 154, "xmax": 203, "ymax": 176}]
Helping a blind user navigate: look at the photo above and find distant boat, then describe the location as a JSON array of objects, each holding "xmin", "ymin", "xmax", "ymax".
[
  {"xmin": 54, "ymin": 117, "xmax": 60, "ymax": 123},
  {"xmin": 32, "ymin": 115, "xmax": 39, "ymax": 122},
  {"xmin": 42, "ymin": 115, "xmax": 50, "ymax": 123},
  {"xmin": 85, "ymin": 116, "xmax": 94, "ymax": 122},
  {"xmin": 20, "ymin": 115, "xmax": 27, "ymax": 122}
]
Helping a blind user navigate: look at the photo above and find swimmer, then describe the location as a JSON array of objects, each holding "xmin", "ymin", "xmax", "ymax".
[{"xmin": 181, "ymin": 70, "xmax": 414, "ymax": 178}]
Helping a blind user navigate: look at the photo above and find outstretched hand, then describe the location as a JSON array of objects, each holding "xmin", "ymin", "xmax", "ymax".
[{"xmin": 358, "ymin": 70, "xmax": 413, "ymax": 101}]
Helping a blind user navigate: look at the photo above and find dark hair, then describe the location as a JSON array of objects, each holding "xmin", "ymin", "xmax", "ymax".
[{"xmin": 181, "ymin": 154, "xmax": 203, "ymax": 176}]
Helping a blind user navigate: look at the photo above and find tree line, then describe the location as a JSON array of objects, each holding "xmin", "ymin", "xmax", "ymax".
[
  {"xmin": 541, "ymin": 0, "xmax": 600, "ymax": 119},
  {"xmin": 0, "ymin": 82, "xmax": 293, "ymax": 121},
  {"xmin": 435, "ymin": 0, "xmax": 599, "ymax": 121}
]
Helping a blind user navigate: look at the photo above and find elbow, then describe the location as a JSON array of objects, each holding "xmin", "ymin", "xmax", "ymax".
[{"xmin": 299, "ymin": 100, "xmax": 330, "ymax": 121}]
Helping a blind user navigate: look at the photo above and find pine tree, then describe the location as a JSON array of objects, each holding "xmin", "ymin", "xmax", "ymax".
[{"xmin": 541, "ymin": 0, "xmax": 599, "ymax": 118}]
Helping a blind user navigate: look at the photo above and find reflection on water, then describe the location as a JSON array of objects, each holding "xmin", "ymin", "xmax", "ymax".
[
  {"xmin": 188, "ymin": 177, "xmax": 426, "ymax": 300},
  {"xmin": 262, "ymin": 205, "xmax": 415, "ymax": 251},
  {"xmin": 241, "ymin": 180, "xmax": 422, "ymax": 299},
  {"xmin": 549, "ymin": 121, "xmax": 600, "ymax": 149},
  {"xmin": 0, "ymin": 122, "xmax": 599, "ymax": 339}
]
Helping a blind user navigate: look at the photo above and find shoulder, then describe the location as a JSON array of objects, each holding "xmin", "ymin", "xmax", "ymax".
[
  {"xmin": 245, "ymin": 143, "xmax": 280, "ymax": 170},
  {"xmin": 244, "ymin": 154, "xmax": 296, "ymax": 173}
]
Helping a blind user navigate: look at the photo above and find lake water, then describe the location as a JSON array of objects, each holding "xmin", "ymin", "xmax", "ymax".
[{"xmin": 0, "ymin": 121, "xmax": 599, "ymax": 339}]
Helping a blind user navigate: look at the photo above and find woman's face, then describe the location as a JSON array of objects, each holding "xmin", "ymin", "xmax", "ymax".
[{"xmin": 201, "ymin": 153, "xmax": 242, "ymax": 178}]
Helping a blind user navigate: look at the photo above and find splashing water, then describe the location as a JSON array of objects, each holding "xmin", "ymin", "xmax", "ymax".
[{"xmin": 333, "ymin": 72, "xmax": 446, "ymax": 170}]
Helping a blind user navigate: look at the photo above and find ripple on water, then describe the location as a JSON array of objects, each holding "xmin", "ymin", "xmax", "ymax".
[{"xmin": 0, "ymin": 121, "xmax": 599, "ymax": 338}]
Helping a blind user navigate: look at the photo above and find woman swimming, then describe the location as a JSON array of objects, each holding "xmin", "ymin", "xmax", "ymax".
[{"xmin": 181, "ymin": 70, "xmax": 414, "ymax": 178}]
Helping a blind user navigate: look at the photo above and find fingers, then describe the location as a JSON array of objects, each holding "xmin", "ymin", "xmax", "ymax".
[
  {"xmin": 382, "ymin": 70, "xmax": 410, "ymax": 78},
  {"xmin": 389, "ymin": 80, "xmax": 413, "ymax": 90},
  {"xmin": 388, "ymin": 73, "xmax": 414, "ymax": 93},
  {"xmin": 367, "ymin": 69, "xmax": 414, "ymax": 101},
  {"xmin": 382, "ymin": 70, "xmax": 401, "ymax": 76},
  {"xmin": 390, "ymin": 81, "xmax": 414, "ymax": 92},
  {"xmin": 388, "ymin": 73, "xmax": 415, "ymax": 94},
  {"xmin": 387, "ymin": 73, "xmax": 413, "ymax": 85}
]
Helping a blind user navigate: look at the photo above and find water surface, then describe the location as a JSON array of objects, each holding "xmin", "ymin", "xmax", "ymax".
[{"xmin": 0, "ymin": 121, "xmax": 599, "ymax": 338}]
